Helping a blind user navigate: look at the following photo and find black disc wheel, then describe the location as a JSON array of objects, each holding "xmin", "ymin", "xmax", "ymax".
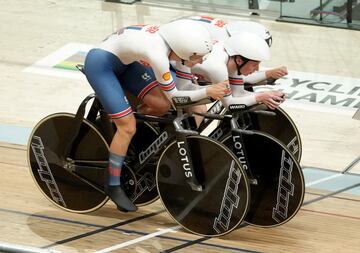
[
  {"xmin": 28, "ymin": 113, "xmax": 110, "ymax": 213},
  {"xmin": 157, "ymin": 136, "xmax": 250, "ymax": 237},
  {"xmin": 222, "ymin": 131, "xmax": 305, "ymax": 227}
]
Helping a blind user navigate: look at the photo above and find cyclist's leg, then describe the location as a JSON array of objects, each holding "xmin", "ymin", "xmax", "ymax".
[
  {"xmin": 109, "ymin": 115, "xmax": 136, "ymax": 156},
  {"xmin": 119, "ymin": 62, "xmax": 171, "ymax": 116},
  {"xmin": 107, "ymin": 114, "xmax": 138, "ymax": 212},
  {"xmin": 84, "ymin": 48, "xmax": 137, "ymax": 212}
]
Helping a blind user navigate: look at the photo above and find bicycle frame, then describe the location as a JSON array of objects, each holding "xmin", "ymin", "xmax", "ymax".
[
  {"xmin": 196, "ymin": 76, "xmax": 278, "ymax": 133},
  {"xmin": 194, "ymin": 105, "xmax": 270, "ymax": 182},
  {"xmin": 61, "ymin": 94, "xmax": 207, "ymax": 194}
]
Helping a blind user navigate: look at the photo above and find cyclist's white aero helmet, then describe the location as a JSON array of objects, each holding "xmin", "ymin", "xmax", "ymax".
[
  {"xmin": 159, "ymin": 19, "xmax": 212, "ymax": 60},
  {"xmin": 224, "ymin": 32, "xmax": 270, "ymax": 62},
  {"xmin": 226, "ymin": 21, "xmax": 272, "ymax": 47}
]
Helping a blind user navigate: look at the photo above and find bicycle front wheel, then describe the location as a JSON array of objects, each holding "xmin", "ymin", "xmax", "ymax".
[
  {"xmin": 157, "ymin": 135, "xmax": 250, "ymax": 237},
  {"xmin": 222, "ymin": 131, "xmax": 305, "ymax": 227}
]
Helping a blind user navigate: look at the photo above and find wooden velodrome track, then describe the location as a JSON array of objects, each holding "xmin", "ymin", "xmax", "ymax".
[{"xmin": 0, "ymin": 0, "xmax": 359, "ymax": 252}]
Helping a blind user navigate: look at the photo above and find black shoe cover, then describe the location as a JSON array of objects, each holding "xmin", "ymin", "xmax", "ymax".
[{"xmin": 105, "ymin": 185, "xmax": 138, "ymax": 212}]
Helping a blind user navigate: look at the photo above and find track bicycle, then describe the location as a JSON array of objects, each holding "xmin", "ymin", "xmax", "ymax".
[
  {"xmin": 28, "ymin": 94, "xmax": 251, "ymax": 237},
  {"xmin": 194, "ymin": 103, "xmax": 305, "ymax": 227}
]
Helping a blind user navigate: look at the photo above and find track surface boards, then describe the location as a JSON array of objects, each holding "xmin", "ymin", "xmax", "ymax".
[{"xmin": 0, "ymin": 0, "xmax": 359, "ymax": 252}]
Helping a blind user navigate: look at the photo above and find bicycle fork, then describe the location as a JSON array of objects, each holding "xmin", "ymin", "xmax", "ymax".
[
  {"xmin": 230, "ymin": 115, "xmax": 258, "ymax": 185},
  {"xmin": 173, "ymin": 113, "xmax": 203, "ymax": 192}
]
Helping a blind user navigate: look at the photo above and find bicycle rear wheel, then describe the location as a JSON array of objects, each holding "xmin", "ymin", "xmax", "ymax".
[
  {"xmin": 28, "ymin": 113, "xmax": 110, "ymax": 213},
  {"xmin": 222, "ymin": 131, "xmax": 304, "ymax": 227},
  {"xmin": 157, "ymin": 136, "xmax": 250, "ymax": 237}
]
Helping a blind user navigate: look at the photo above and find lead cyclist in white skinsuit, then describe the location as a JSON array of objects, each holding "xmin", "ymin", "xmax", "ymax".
[
  {"xmin": 84, "ymin": 20, "xmax": 228, "ymax": 212},
  {"xmin": 225, "ymin": 19, "xmax": 288, "ymax": 90},
  {"xmin": 172, "ymin": 16, "xmax": 287, "ymax": 117},
  {"xmin": 184, "ymin": 16, "xmax": 288, "ymax": 91}
]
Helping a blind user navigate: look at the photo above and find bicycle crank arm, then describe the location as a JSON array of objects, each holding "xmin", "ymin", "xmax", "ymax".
[
  {"xmin": 68, "ymin": 170, "xmax": 105, "ymax": 194},
  {"xmin": 65, "ymin": 158, "xmax": 108, "ymax": 171},
  {"xmin": 66, "ymin": 158, "xmax": 108, "ymax": 164},
  {"xmin": 64, "ymin": 164, "xmax": 106, "ymax": 171}
]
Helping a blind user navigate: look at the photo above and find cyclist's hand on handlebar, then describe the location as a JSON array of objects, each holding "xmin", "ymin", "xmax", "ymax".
[
  {"xmin": 256, "ymin": 90, "xmax": 286, "ymax": 110},
  {"xmin": 206, "ymin": 80, "xmax": 230, "ymax": 100},
  {"xmin": 266, "ymin": 66, "xmax": 288, "ymax": 79}
]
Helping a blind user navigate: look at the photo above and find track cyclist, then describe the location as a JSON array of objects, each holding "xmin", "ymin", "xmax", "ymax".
[
  {"xmin": 173, "ymin": 16, "xmax": 287, "ymax": 112},
  {"xmin": 83, "ymin": 20, "xmax": 228, "ymax": 212}
]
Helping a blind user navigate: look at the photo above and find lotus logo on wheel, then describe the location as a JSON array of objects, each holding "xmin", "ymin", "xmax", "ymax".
[
  {"xmin": 176, "ymin": 141, "xmax": 193, "ymax": 178},
  {"xmin": 232, "ymin": 135, "xmax": 248, "ymax": 171}
]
